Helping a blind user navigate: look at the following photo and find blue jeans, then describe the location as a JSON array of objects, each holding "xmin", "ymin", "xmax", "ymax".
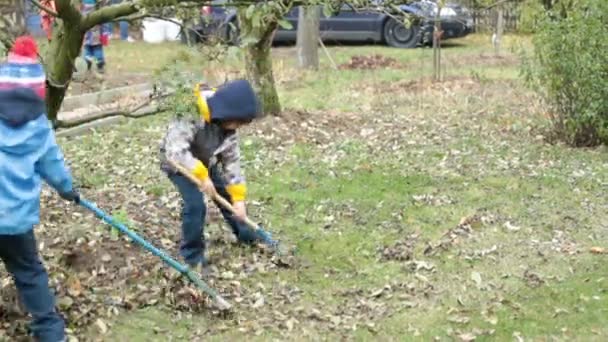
[
  {"xmin": 0, "ymin": 230, "xmax": 65, "ymax": 342},
  {"xmin": 83, "ymin": 44, "xmax": 105, "ymax": 69},
  {"xmin": 112, "ymin": 0, "xmax": 129, "ymax": 40},
  {"xmin": 119, "ymin": 21, "xmax": 129, "ymax": 40},
  {"xmin": 168, "ymin": 167, "xmax": 260, "ymax": 266}
]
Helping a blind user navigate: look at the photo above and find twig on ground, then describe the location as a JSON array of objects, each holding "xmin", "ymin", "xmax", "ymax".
[{"xmin": 318, "ymin": 37, "xmax": 337, "ymax": 70}]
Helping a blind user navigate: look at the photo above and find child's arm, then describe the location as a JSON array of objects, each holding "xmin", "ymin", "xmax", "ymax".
[
  {"xmin": 164, "ymin": 120, "xmax": 209, "ymax": 181},
  {"xmin": 34, "ymin": 119, "xmax": 75, "ymax": 198},
  {"xmin": 220, "ymin": 133, "xmax": 247, "ymax": 202}
]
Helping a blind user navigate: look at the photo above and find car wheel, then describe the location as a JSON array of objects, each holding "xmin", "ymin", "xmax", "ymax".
[
  {"xmin": 180, "ymin": 27, "xmax": 200, "ymax": 45},
  {"xmin": 225, "ymin": 20, "xmax": 240, "ymax": 45},
  {"xmin": 383, "ymin": 19, "xmax": 420, "ymax": 48}
]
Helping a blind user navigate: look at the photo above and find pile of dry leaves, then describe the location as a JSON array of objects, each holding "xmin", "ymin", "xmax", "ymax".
[{"xmin": 339, "ymin": 55, "xmax": 401, "ymax": 70}]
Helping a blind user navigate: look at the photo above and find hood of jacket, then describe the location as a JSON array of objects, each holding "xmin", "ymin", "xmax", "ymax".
[
  {"xmin": 0, "ymin": 88, "xmax": 45, "ymax": 127},
  {"xmin": 206, "ymin": 79, "xmax": 260, "ymax": 123},
  {"xmin": 0, "ymin": 106, "xmax": 48, "ymax": 156}
]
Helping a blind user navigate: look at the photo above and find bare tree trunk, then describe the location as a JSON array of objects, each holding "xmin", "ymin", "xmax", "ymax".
[
  {"xmin": 46, "ymin": 20, "xmax": 85, "ymax": 125},
  {"xmin": 296, "ymin": 5, "xmax": 320, "ymax": 70},
  {"xmin": 237, "ymin": 9, "xmax": 281, "ymax": 116},
  {"xmin": 494, "ymin": 6, "xmax": 504, "ymax": 55},
  {"xmin": 432, "ymin": 6, "xmax": 443, "ymax": 82}
]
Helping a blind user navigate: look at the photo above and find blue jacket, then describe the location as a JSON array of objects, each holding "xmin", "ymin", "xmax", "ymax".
[{"xmin": 0, "ymin": 68, "xmax": 73, "ymax": 235}]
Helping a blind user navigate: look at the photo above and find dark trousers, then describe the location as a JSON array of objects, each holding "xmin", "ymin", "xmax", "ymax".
[
  {"xmin": 0, "ymin": 230, "xmax": 65, "ymax": 342},
  {"xmin": 83, "ymin": 44, "xmax": 105, "ymax": 70},
  {"xmin": 168, "ymin": 166, "xmax": 259, "ymax": 266}
]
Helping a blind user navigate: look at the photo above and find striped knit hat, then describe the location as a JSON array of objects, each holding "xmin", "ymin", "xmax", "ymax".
[{"xmin": 0, "ymin": 36, "xmax": 46, "ymax": 99}]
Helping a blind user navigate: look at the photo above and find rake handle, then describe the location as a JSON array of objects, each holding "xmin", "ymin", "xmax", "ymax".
[
  {"xmin": 78, "ymin": 198, "xmax": 231, "ymax": 310},
  {"xmin": 167, "ymin": 160, "xmax": 260, "ymax": 231}
]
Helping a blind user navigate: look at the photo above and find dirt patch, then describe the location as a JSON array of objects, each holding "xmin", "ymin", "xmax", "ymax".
[
  {"xmin": 339, "ymin": 54, "xmax": 401, "ymax": 70},
  {"xmin": 444, "ymin": 52, "xmax": 519, "ymax": 68},
  {"xmin": 384, "ymin": 75, "xmax": 481, "ymax": 94},
  {"xmin": 246, "ymin": 109, "xmax": 365, "ymax": 147},
  {"xmin": 67, "ymin": 73, "xmax": 149, "ymax": 97}
]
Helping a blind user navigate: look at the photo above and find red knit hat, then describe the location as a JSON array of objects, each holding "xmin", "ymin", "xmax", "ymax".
[{"xmin": 10, "ymin": 36, "xmax": 39, "ymax": 58}]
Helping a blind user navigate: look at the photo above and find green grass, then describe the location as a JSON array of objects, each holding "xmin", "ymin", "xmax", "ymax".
[{"xmin": 47, "ymin": 33, "xmax": 608, "ymax": 340}]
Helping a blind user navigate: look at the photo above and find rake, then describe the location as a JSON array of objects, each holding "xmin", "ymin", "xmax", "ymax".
[{"xmin": 78, "ymin": 198, "xmax": 232, "ymax": 310}]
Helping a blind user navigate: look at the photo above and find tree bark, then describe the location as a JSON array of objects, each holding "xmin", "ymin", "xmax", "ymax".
[
  {"xmin": 237, "ymin": 9, "xmax": 281, "ymax": 116},
  {"xmin": 296, "ymin": 5, "xmax": 320, "ymax": 70},
  {"xmin": 45, "ymin": 19, "xmax": 85, "ymax": 125},
  {"xmin": 432, "ymin": 7, "xmax": 442, "ymax": 82},
  {"xmin": 44, "ymin": 0, "xmax": 138, "ymax": 125},
  {"xmin": 494, "ymin": 6, "xmax": 504, "ymax": 55}
]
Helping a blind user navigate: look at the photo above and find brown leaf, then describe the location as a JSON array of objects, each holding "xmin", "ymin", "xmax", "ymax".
[
  {"xmin": 448, "ymin": 315, "xmax": 471, "ymax": 324},
  {"xmin": 95, "ymin": 319, "xmax": 108, "ymax": 334},
  {"xmin": 67, "ymin": 277, "xmax": 82, "ymax": 297},
  {"xmin": 458, "ymin": 332, "xmax": 477, "ymax": 341}
]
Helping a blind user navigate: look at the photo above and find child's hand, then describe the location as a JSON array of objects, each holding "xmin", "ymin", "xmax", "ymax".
[{"xmin": 233, "ymin": 201, "xmax": 247, "ymax": 222}]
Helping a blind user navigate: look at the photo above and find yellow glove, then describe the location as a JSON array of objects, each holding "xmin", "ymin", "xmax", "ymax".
[
  {"xmin": 226, "ymin": 184, "xmax": 247, "ymax": 202},
  {"xmin": 192, "ymin": 160, "xmax": 209, "ymax": 181}
]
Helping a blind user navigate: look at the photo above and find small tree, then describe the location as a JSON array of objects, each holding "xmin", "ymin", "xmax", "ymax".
[
  {"xmin": 432, "ymin": 0, "xmax": 444, "ymax": 81},
  {"xmin": 237, "ymin": 1, "xmax": 293, "ymax": 116},
  {"xmin": 521, "ymin": 0, "xmax": 608, "ymax": 146},
  {"xmin": 296, "ymin": 5, "xmax": 320, "ymax": 69},
  {"xmin": 493, "ymin": 3, "xmax": 504, "ymax": 55}
]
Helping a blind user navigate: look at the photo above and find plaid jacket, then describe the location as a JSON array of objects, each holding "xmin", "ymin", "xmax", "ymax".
[{"xmin": 159, "ymin": 90, "xmax": 247, "ymax": 201}]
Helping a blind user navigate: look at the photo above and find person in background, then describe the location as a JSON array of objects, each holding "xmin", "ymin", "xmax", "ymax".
[
  {"xmin": 40, "ymin": 0, "xmax": 56, "ymax": 42},
  {"xmin": 0, "ymin": 36, "xmax": 79, "ymax": 342},
  {"xmin": 81, "ymin": 0, "xmax": 110, "ymax": 74},
  {"xmin": 111, "ymin": 0, "xmax": 133, "ymax": 42}
]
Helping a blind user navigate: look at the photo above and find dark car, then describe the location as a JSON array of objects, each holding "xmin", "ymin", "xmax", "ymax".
[{"xmin": 184, "ymin": 0, "xmax": 473, "ymax": 48}]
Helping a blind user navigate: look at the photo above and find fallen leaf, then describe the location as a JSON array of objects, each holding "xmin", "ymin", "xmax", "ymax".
[
  {"xmin": 285, "ymin": 318, "xmax": 297, "ymax": 331},
  {"xmin": 458, "ymin": 332, "xmax": 477, "ymax": 341},
  {"xmin": 504, "ymin": 221, "xmax": 520, "ymax": 231},
  {"xmin": 484, "ymin": 314, "xmax": 498, "ymax": 325},
  {"xmin": 590, "ymin": 247, "xmax": 606, "ymax": 254},
  {"xmin": 513, "ymin": 331, "xmax": 524, "ymax": 342},
  {"xmin": 471, "ymin": 271, "xmax": 483, "ymax": 288},
  {"xmin": 95, "ymin": 319, "xmax": 108, "ymax": 334},
  {"xmin": 251, "ymin": 293, "xmax": 265, "ymax": 308},
  {"xmin": 57, "ymin": 296, "xmax": 74, "ymax": 310},
  {"xmin": 448, "ymin": 315, "xmax": 471, "ymax": 324},
  {"xmin": 221, "ymin": 271, "xmax": 235, "ymax": 280}
]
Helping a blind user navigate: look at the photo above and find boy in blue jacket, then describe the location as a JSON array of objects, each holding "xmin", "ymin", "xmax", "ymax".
[{"xmin": 0, "ymin": 36, "xmax": 79, "ymax": 342}]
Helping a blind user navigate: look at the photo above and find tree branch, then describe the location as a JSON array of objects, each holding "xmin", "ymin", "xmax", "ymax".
[
  {"xmin": 81, "ymin": 0, "xmax": 262, "ymax": 31},
  {"xmin": 28, "ymin": 0, "xmax": 59, "ymax": 17},
  {"xmin": 81, "ymin": 2, "xmax": 141, "ymax": 30},
  {"xmin": 54, "ymin": 0, "xmax": 82, "ymax": 22},
  {"xmin": 484, "ymin": 0, "xmax": 513, "ymax": 10}
]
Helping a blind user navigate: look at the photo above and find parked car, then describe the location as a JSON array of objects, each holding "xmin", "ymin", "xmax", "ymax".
[{"xmin": 182, "ymin": 0, "xmax": 473, "ymax": 48}]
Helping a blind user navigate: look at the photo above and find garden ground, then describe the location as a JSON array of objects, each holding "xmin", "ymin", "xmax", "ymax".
[{"xmin": 1, "ymin": 35, "xmax": 606, "ymax": 341}]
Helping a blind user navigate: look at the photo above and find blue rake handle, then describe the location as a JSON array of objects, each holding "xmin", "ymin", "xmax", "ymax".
[{"xmin": 78, "ymin": 198, "xmax": 232, "ymax": 310}]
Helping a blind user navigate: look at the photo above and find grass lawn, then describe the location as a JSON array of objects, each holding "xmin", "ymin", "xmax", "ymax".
[{"xmin": 2, "ymin": 34, "xmax": 606, "ymax": 341}]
